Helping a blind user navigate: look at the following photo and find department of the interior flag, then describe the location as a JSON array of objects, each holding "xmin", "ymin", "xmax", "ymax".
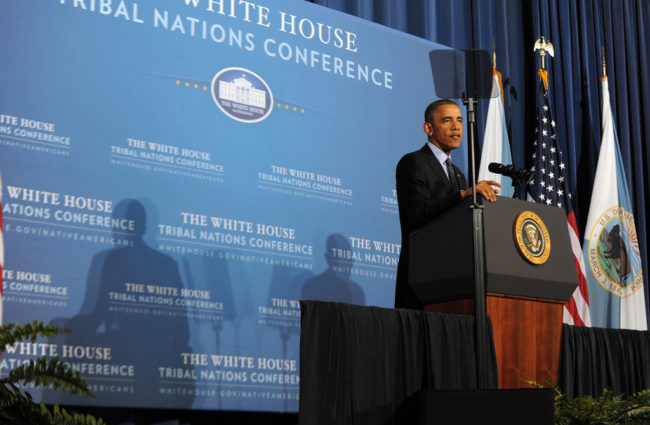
[{"xmin": 581, "ymin": 76, "xmax": 646, "ymax": 330}]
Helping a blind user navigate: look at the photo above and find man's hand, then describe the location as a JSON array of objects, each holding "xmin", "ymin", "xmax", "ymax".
[{"xmin": 461, "ymin": 180, "xmax": 502, "ymax": 202}]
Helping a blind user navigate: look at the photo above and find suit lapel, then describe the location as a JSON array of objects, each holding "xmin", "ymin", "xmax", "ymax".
[{"xmin": 420, "ymin": 144, "xmax": 453, "ymax": 192}]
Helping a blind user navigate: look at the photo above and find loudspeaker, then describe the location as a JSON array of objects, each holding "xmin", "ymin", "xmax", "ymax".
[{"xmin": 395, "ymin": 389, "xmax": 554, "ymax": 425}]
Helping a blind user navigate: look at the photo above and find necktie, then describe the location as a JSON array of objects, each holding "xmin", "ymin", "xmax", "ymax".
[{"xmin": 445, "ymin": 158, "xmax": 459, "ymax": 192}]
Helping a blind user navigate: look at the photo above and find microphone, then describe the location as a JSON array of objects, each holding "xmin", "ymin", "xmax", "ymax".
[{"xmin": 488, "ymin": 162, "xmax": 532, "ymax": 181}]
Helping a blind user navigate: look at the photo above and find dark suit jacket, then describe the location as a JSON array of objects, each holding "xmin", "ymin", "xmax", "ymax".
[{"xmin": 394, "ymin": 144, "xmax": 467, "ymax": 309}]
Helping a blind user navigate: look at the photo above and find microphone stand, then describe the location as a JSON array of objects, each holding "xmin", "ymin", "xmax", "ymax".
[
  {"xmin": 512, "ymin": 171, "xmax": 534, "ymax": 200},
  {"xmin": 463, "ymin": 93, "xmax": 491, "ymax": 390}
]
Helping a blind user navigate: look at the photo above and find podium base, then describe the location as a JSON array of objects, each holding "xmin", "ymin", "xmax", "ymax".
[{"xmin": 425, "ymin": 293, "xmax": 564, "ymax": 388}]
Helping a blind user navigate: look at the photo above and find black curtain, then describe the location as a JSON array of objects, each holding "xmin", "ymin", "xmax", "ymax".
[
  {"xmin": 561, "ymin": 324, "xmax": 650, "ymax": 399},
  {"xmin": 299, "ymin": 301, "xmax": 497, "ymax": 425}
]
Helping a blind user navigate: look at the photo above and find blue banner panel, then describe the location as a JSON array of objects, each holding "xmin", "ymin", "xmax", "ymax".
[{"xmin": 0, "ymin": 0, "xmax": 463, "ymax": 412}]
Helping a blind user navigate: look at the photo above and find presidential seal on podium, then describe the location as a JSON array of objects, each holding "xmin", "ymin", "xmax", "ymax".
[{"xmin": 514, "ymin": 210, "xmax": 551, "ymax": 265}]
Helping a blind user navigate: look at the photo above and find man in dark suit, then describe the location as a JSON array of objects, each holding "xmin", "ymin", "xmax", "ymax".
[{"xmin": 394, "ymin": 99, "xmax": 501, "ymax": 309}]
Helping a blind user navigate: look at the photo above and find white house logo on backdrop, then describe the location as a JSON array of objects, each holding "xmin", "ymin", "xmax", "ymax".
[{"xmin": 211, "ymin": 67, "xmax": 273, "ymax": 123}]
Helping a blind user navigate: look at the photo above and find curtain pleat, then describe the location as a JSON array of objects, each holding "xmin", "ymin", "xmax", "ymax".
[
  {"xmin": 561, "ymin": 324, "xmax": 650, "ymax": 399},
  {"xmin": 299, "ymin": 301, "xmax": 497, "ymax": 425}
]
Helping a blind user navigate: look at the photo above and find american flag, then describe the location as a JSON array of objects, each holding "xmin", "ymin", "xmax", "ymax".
[{"xmin": 529, "ymin": 70, "xmax": 591, "ymax": 326}]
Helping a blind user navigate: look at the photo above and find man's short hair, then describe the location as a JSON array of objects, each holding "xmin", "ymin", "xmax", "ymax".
[{"xmin": 424, "ymin": 99, "xmax": 459, "ymax": 123}]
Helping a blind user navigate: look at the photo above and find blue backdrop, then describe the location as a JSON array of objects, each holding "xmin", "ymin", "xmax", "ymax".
[
  {"xmin": 0, "ymin": 0, "xmax": 467, "ymax": 413},
  {"xmin": 5, "ymin": 0, "xmax": 650, "ymax": 416}
]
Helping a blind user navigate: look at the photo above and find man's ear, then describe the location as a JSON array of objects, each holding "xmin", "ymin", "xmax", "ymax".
[{"xmin": 423, "ymin": 122, "xmax": 433, "ymax": 135}]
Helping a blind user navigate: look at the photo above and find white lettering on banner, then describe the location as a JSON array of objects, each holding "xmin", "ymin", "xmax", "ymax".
[
  {"xmin": 5, "ymin": 342, "xmax": 58, "ymax": 356},
  {"xmin": 2, "ymin": 187, "xmax": 140, "ymax": 234},
  {"xmin": 124, "ymin": 282, "xmax": 145, "ymax": 293},
  {"xmin": 181, "ymin": 212, "xmax": 208, "ymax": 226},
  {"xmin": 278, "ymin": 12, "xmax": 357, "ymax": 52},
  {"xmin": 182, "ymin": 1, "xmax": 358, "ymax": 52},
  {"xmin": 158, "ymin": 225, "xmax": 197, "ymax": 238},
  {"xmin": 0, "ymin": 358, "xmax": 32, "ymax": 371},
  {"xmin": 163, "ymin": 211, "xmax": 314, "ymax": 259},
  {"xmin": 6, "ymin": 186, "xmax": 60, "ymax": 205},
  {"xmin": 2, "ymin": 343, "xmax": 114, "ymax": 361},
  {"xmin": 372, "ymin": 240, "xmax": 401, "ymax": 254},
  {"xmin": 178, "ymin": 353, "xmax": 298, "ymax": 371},
  {"xmin": 349, "ymin": 236, "xmax": 401, "ymax": 254},
  {"xmin": 53, "ymin": 210, "xmax": 134, "ymax": 230},
  {"xmin": 5, "ymin": 186, "xmax": 112, "ymax": 213},
  {"xmin": 270, "ymin": 298, "xmax": 299, "ymax": 308},
  {"xmin": 52, "ymin": 3, "xmax": 395, "ymax": 91},
  {"xmin": 184, "ymin": 0, "xmax": 357, "ymax": 54},
  {"xmin": 19, "ymin": 118, "xmax": 55, "ymax": 132},
  {"xmin": 1, "ymin": 204, "xmax": 49, "ymax": 219},
  {"xmin": 260, "ymin": 298, "xmax": 301, "ymax": 320},
  {"xmin": 262, "ymin": 39, "xmax": 392, "ymax": 89},
  {"xmin": 381, "ymin": 195, "xmax": 397, "ymax": 205},
  {"xmin": 258, "ymin": 305, "xmax": 300, "ymax": 317},
  {"xmin": 349, "ymin": 236, "xmax": 370, "ymax": 249},
  {"xmin": 146, "ymin": 284, "xmax": 179, "ymax": 296},
  {"xmin": 203, "ymin": 0, "xmax": 271, "ymax": 28},
  {"xmin": 256, "ymin": 223, "xmax": 295, "ymax": 239},
  {"xmin": 2, "ymin": 268, "xmax": 68, "ymax": 297},
  {"xmin": 67, "ymin": 362, "xmax": 135, "ymax": 377},
  {"xmin": 261, "ymin": 165, "xmax": 355, "ymax": 198},
  {"xmin": 198, "ymin": 231, "xmax": 247, "ymax": 245},
  {"xmin": 1, "ymin": 113, "xmax": 55, "ymax": 131},
  {"xmin": 209, "ymin": 216, "xmax": 254, "ymax": 232},
  {"xmin": 158, "ymin": 367, "xmax": 197, "ymax": 379},
  {"xmin": 5, "ymin": 282, "xmax": 67, "ymax": 296},
  {"xmin": 181, "ymin": 352, "xmax": 208, "ymax": 366},
  {"xmin": 154, "ymin": 9, "xmax": 256, "ymax": 50},
  {"xmin": 0, "ymin": 113, "xmax": 19, "ymax": 125},
  {"xmin": 210, "ymin": 355, "xmax": 255, "ymax": 368},
  {"xmin": 63, "ymin": 194, "xmax": 112, "ymax": 213},
  {"xmin": 13, "ymin": 270, "xmax": 52, "ymax": 283},
  {"xmin": 11, "ymin": 128, "xmax": 71, "ymax": 145},
  {"xmin": 250, "ymin": 372, "xmax": 299, "ymax": 385},
  {"xmin": 180, "ymin": 288, "xmax": 210, "ymax": 299},
  {"xmin": 257, "ymin": 357, "xmax": 297, "ymax": 371},
  {"xmin": 57, "ymin": 0, "xmax": 144, "ymax": 23},
  {"xmin": 199, "ymin": 370, "xmax": 249, "ymax": 382},
  {"xmin": 146, "ymin": 141, "xmax": 179, "ymax": 155},
  {"xmin": 62, "ymin": 345, "xmax": 112, "ymax": 361},
  {"xmin": 114, "ymin": 138, "xmax": 224, "ymax": 177}
]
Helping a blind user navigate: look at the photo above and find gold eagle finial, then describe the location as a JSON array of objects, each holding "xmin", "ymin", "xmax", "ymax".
[{"xmin": 533, "ymin": 36, "xmax": 554, "ymax": 70}]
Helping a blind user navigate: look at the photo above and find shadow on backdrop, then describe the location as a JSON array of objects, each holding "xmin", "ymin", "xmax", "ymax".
[
  {"xmin": 54, "ymin": 199, "xmax": 195, "ymax": 409},
  {"xmin": 265, "ymin": 259, "xmax": 313, "ymax": 411},
  {"xmin": 301, "ymin": 233, "xmax": 366, "ymax": 305},
  {"xmin": 181, "ymin": 251, "xmax": 235, "ymax": 410}
]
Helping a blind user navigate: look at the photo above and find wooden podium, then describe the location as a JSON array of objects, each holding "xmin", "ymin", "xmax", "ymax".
[{"xmin": 408, "ymin": 196, "xmax": 578, "ymax": 388}]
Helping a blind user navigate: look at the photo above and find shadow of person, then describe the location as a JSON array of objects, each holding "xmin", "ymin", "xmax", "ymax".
[
  {"xmin": 181, "ymin": 253, "xmax": 235, "ymax": 410},
  {"xmin": 301, "ymin": 233, "xmax": 366, "ymax": 306},
  {"xmin": 264, "ymin": 261, "xmax": 313, "ymax": 411},
  {"xmin": 53, "ymin": 199, "xmax": 195, "ymax": 409}
]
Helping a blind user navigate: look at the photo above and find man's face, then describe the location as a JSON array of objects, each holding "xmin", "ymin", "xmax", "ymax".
[{"xmin": 423, "ymin": 104, "xmax": 463, "ymax": 154}]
